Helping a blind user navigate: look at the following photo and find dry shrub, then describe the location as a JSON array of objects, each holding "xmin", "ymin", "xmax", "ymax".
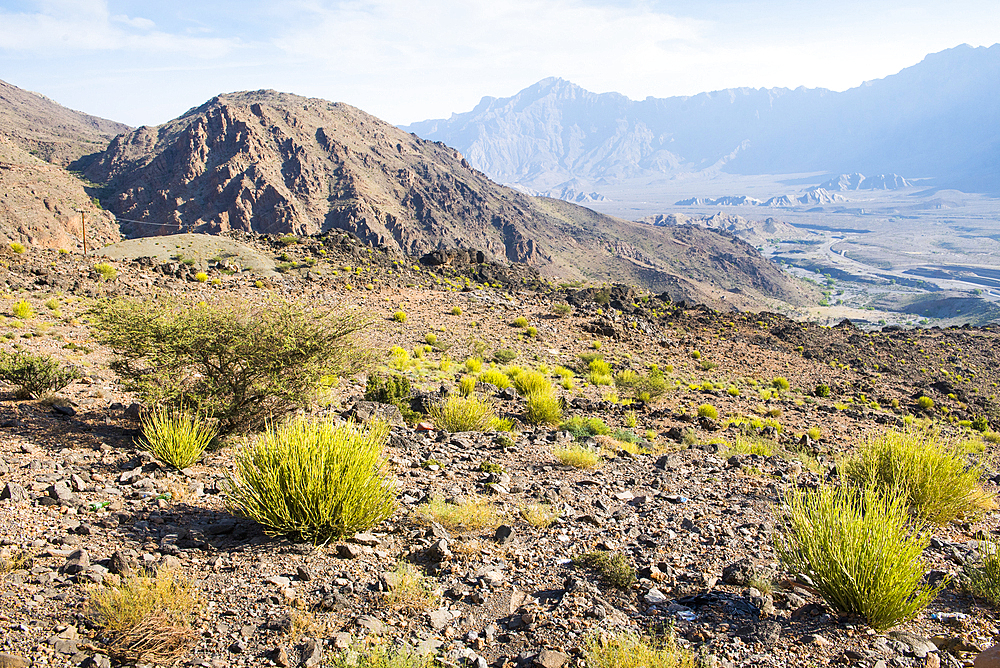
[{"xmin": 89, "ymin": 569, "xmax": 199, "ymax": 664}]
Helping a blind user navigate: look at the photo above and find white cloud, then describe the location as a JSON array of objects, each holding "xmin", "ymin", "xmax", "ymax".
[{"xmin": 0, "ymin": 0, "xmax": 239, "ymax": 57}]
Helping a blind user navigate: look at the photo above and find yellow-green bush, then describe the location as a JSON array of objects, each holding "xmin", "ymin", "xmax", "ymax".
[
  {"xmin": 94, "ymin": 262, "xmax": 117, "ymax": 281},
  {"xmin": 777, "ymin": 485, "xmax": 943, "ymax": 631},
  {"xmin": 555, "ymin": 443, "xmax": 601, "ymax": 468},
  {"xmin": 464, "ymin": 357, "xmax": 483, "ymax": 373},
  {"xmin": 583, "ymin": 632, "xmax": 693, "ymax": 668},
  {"xmin": 11, "ymin": 299, "xmax": 33, "ymax": 319},
  {"xmin": 514, "ymin": 370, "xmax": 550, "ymax": 397},
  {"xmin": 525, "ymin": 391, "xmax": 562, "ymax": 425},
  {"xmin": 139, "ymin": 407, "xmax": 217, "ymax": 469},
  {"xmin": 227, "ymin": 418, "xmax": 395, "ymax": 543},
  {"xmin": 842, "ymin": 429, "xmax": 992, "ymax": 524},
  {"xmin": 479, "ymin": 367, "xmax": 512, "ymax": 389},
  {"xmin": 392, "ymin": 310, "xmax": 407, "ymax": 323},
  {"xmin": 966, "ymin": 537, "xmax": 1000, "ymax": 607},
  {"xmin": 697, "ymin": 403, "xmax": 718, "ymax": 420},
  {"xmin": 9, "ymin": 242, "xmax": 25, "ymax": 254},
  {"xmin": 428, "ymin": 394, "xmax": 500, "ymax": 432}
]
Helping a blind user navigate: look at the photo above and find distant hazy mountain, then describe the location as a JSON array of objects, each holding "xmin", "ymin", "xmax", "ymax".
[{"xmin": 403, "ymin": 44, "xmax": 1000, "ymax": 193}]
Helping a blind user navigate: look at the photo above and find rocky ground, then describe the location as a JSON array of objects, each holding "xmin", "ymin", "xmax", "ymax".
[{"xmin": 2, "ymin": 233, "xmax": 1000, "ymax": 668}]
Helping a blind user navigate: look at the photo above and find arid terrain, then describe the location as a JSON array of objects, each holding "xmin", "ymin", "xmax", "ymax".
[{"xmin": 2, "ymin": 233, "xmax": 1000, "ymax": 668}]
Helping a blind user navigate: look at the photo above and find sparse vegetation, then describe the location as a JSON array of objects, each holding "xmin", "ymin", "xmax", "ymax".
[
  {"xmin": 383, "ymin": 561, "xmax": 438, "ymax": 612},
  {"xmin": 226, "ymin": 418, "xmax": 395, "ymax": 543},
  {"xmin": 416, "ymin": 496, "xmax": 503, "ymax": 532},
  {"xmin": 560, "ymin": 416, "xmax": 611, "ymax": 441},
  {"xmin": 392, "ymin": 310, "xmax": 407, "ymax": 322},
  {"xmin": 9, "ymin": 242, "xmax": 25, "ymax": 254},
  {"xmin": 777, "ymin": 484, "xmax": 944, "ymax": 631},
  {"xmin": 12, "ymin": 299, "xmax": 33, "ymax": 319},
  {"xmin": 479, "ymin": 367, "xmax": 513, "ymax": 389},
  {"xmin": 583, "ymin": 632, "xmax": 694, "ymax": 668},
  {"xmin": 916, "ymin": 395, "xmax": 934, "ymax": 412},
  {"xmin": 966, "ymin": 538, "xmax": 1000, "ymax": 607},
  {"xmin": 520, "ymin": 502, "xmax": 561, "ymax": 528}
]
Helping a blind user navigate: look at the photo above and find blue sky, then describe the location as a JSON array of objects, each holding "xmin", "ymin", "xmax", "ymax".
[{"xmin": 1, "ymin": 0, "xmax": 998, "ymax": 127}]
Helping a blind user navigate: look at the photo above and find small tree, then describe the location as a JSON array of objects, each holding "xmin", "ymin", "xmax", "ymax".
[
  {"xmin": 89, "ymin": 297, "xmax": 370, "ymax": 434},
  {"xmin": 0, "ymin": 349, "xmax": 79, "ymax": 398}
]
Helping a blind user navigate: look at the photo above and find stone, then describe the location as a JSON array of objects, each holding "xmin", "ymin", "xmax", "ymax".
[
  {"xmin": 109, "ymin": 550, "xmax": 138, "ymax": 575},
  {"xmin": 645, "ymin": 588, "xmax": 669, "ymax": 605},
  {"xmin": 494, "ymin": 525, "xmax": 515, "ymax": 545},
  {"xmin": 351, "ymin": 532, "xmax": 381, "ymax": 546},
  {"xmin": 63, "ymin": 549, "xmax": 90, "ymax": 574},
  {"xmin": 738, "ymin": 620, "xmax": 781, "ymax": 645},
  {"xmin": 889, "ymin": 631, "xmax": 937, "ymax": 659},
  {"xmin": 266, "ymin": 575, "xmax": 292, "ymax": 588},
  {"xmin": 302, "ymin": 638, "xmax": 323, "ymax": 667},
  {"xmin": 429, "ymin": 608, "xmax": 451, "ymax": 631},
  {"xmin": 534, "ymin": 650, "xmax": 570, "ymax": 668},
  {"xmin": 273, "ymin": 645, "xmax": 292, "ymax": 668},
  {"xmin": 427, "ymin": 538, "xmax": 452, "ymax": 561},
  {"xmin": 356, "ymin": 614, "xmax": 385, "ymax": 635},
  {"xmin": 722, "ymin": 558, "xmax": 763, "ymax": 586},
  {"xmin": 0, "ymin": 483, "xmax": 28, "ymax": 503},
  {"xmin": 975, "ymin": 644, "xmax": 1000, "ymax": 668},
  {"xmin": 296, "ymin": 565, "xmax": 313, "ymax": 581},
  {"xmin": 337, "ymin": 544, "xmax": 364, "ymax": 559},
  {"xmin": 0, "ymin": 654, "xmax": 30, "ymax": 668},
  {"xmin": 331, "ymin": 632, "xmax": 352, "ymax": 649}
]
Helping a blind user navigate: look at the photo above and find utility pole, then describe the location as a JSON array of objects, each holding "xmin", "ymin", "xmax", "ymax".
[{"xmin": 81, "ymin": 210, "xmax": 87, "ymax": 256}]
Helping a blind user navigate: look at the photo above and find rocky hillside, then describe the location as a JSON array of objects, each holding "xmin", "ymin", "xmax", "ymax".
[
  {"xmin": 0, "ymin": 137, "xmax": 119, "ymax": 250},
  {"xmin": 0, "ymin": 79, "xmax": 129, "ymax": 167},
  {"xmin": 403, "ymin": 44, "xmax": 1000, "ymax": 193},
  {"xmin": 83, "ymin": 90, "xmax": 812, "ymax": 308},
  {"xmin": 2, "ymin": 238, "xmax": 1000, "ymax": 668},
  {"xmin": 639, "ymin": 213, "xmax": 810, "ymax": 248}
]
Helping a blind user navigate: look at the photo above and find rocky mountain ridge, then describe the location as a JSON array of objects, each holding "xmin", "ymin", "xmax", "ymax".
[
  {"xmin": 80, "ymin": 89, "xmax": 812, "ymax": 308},
  {"xmin": 403, "ymin": 44, "xmax": 1000, "ymax": 193}
]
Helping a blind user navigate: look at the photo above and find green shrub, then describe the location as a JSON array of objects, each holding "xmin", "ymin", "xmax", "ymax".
[
  {"xmin": 0, "ymin": 349, "xmax": 79, "ymax": 398},
  {"xmin": 560, "ymin": 416, "xmax": 611, "ymax": 441},
  {"xmin": 450, "ymin": 306, "xmax": 462, "ymax": 316},
  {"xmin": 328, "ymin": 642, "xmax": 434, "ymax": 668},
  {"xmin": 94, "ymin": 262, "xmax": 117, "ymax": 281},
  {"xmin": 194, "ymin": 272, "xmax": 208, "ymax": 283},
  {"xmin": 511, "ymin": 316, "xmax": 529, "ymax": 328},
  {"xmin": 727, "ymin": 386, "xmax": 740, "ymax": 397},
  {"xmin": 815, "ymin": 384, "xmax": 831, "ymax": 398},
  {"xmin": 520, "ymin": 502, "xmax": 561, "ymax": 528},
  {"xmin": 722, "ymin": 436, "xmax": 773, "ymax": 457},
  {"xmin": 478, "ymin": 367, "xmax": 512, "ymax": 389},
  {"xmin": 138, "ymin": 407, "xmax": 217, "ymax": 469},
  {"xmin": 973, "ymin": 416, "xmax": 990, "ymax": 433},
  {"xmin": 392, "ymin": 310, "xmax": 407, "ymax": 323},
  {"xmin": 90, "ymin": 297, "xmax": 369, "ymax": 434},
  {"xmin": 916, "ymin": 396, "xmax": 934, "ymax": 411},
  {"xmin": 464, "ymin": 357, "xmax": 483, "ymax": 373},
  {"xmin": 573, "ymin": 551, "xmax": 635, "ymax": 589},
  {"xmin": 700, "ymin": 359, "xmax": 718, "ymax": 371},
  {"xmin": 690, "ymin": 350, "xmax": 701, "ymax": 360},
  {"xmin": 514, "ymin": 370, "xmax": 551, "ymax": 397},
  {"xmin": 777, "ymin": 485, "xmax": 943, "ymax": 631},
  {"xmin": 552, "ymin": 303, "xmax": 572, "ymax": 317},
  {"xmin": 525, "ymin": 391, "xmax": 562, "ymax": 425},
  {"xmin": 424, "ymin": 333, "xmax": 437, "ymax": 345},
  {"xmin": 9, "ymin": 242, "xmax": 25, "ymax": 254},
  {"xmin": 555, "ymin": 443, "xmax": 601, "ymax": 468},
  {"xmin": 525, "ymin": 326, "xmax": 538, "ymax": 338},
  {"xmin": 493, "ymin": 348, "xmax": 518, "ymax": 364},
  {"xmin": 416, "ymin": 496, "xmax": 503, "ymax": 532},
  {"xmin": 227, "ymin": 418, "xmax": 394, "ymax": 542},
  {"xmin": 279, "ymin": 235, "xmax": 299, "ymax": 246},
  {"xmin": 965, "ymin": 538, "xmax": 1000, "ymax": 607},
  {"xmin": 807, "ymin": 426, "xmax": 822, "ymax": 441},
  {"xmin": 429, "ymin": 395, "xmax": 500, "ymax": 432},
  {"xmin": 614, "ymin": 370, "xmax": 641, "ymax": 390},
  {"xmin": 588, "ymin": 358, "xmax": 613, "ymax": 386},
  {"xmin": 697, "ymin": 403, "xmax": 718, "ymax": 420},
  {"xmin": 365, "ymin": 372, "xmax": 410, "ymax": 404},
  {"xmin": 458, "ymin": 375, "xmax": 477, "ymax": 397},
  {"xmin": 842, "ymin": 429, "xmax": 991, "ymax": 524},
  {"xmin": 584, "ymin": 632, "xmax": 693, "ymax": 668},
  {"xmin": 11, "ymin": 299, "xmax": 33, "ymax": 320},
  {"xmin": 772, "ymin": 376, "xmax": 790, "ymax": 391}
]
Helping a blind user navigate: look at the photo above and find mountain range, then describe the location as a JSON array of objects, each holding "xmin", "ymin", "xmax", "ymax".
[
  {"xmin": 0, "ymin": 83, "xmax": 811, "ymax": 308},
  {"xmin": 403, "ymin": 44, "xmax": 1000, "ymax": 194}
]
